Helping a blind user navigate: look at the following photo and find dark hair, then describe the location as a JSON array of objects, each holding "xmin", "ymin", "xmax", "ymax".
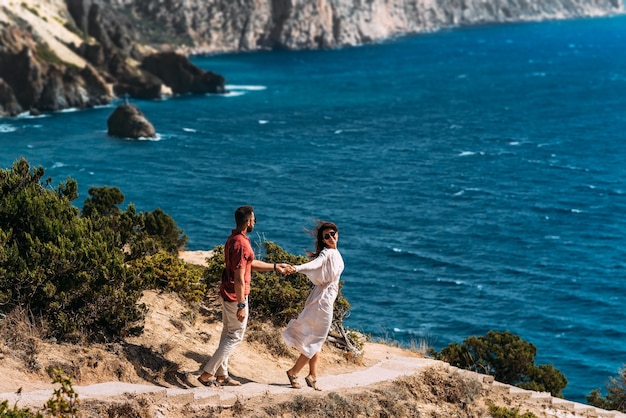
[
  {"xmin": 234, "ymin": 206, "xmax": 254, "ymax": 228},
  {"xmin": 307, "ymin": 221, "xmax": 338, "ymax": 259}
]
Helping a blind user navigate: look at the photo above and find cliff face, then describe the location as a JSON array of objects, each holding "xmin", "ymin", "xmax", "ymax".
[
  {"xmin": 113, "ymin": 0, "xmax": 624, "ymax": 53},
  {"xmin": 0, "ymin": 0, "xmax": 623, "ymax": 116}
]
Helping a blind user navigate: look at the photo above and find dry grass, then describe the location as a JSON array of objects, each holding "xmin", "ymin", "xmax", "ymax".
[
  {"xmin": 0, "ymin": 307, "xmax": 45, "ymax": 372},
  {"xmin": 213, "ymin": 366, "xmax": 488, "ymax": 418},
  {"xmin": 245, "ymin": 321, "xmax": 297, "ymax": 359}
]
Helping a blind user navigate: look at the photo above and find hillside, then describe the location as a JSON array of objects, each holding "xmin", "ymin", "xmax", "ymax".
[{"xmin": 0, "ymin": 251, "xmax": 624, "ymax": 417}]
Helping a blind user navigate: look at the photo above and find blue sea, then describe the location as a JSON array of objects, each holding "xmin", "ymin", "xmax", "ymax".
[{"xmin": 2, "ymin": 15, "xmax": 625, "ymax": 404}]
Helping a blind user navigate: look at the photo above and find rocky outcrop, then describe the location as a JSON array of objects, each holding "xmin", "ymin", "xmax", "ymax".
[
  {"xmin": 0, "ymin": 27, "xmax": 111, "ymax": 116},
  {"xmin": 107, "ymin": 103, "xmax": 156, "ymax": 139},
  {"xmin": 141, "ymin": 52, "xmax": 226, "ymax": 95},
  {"xmin": 0, "ymin": 1, "xmax": 227, "ymax": 116}
]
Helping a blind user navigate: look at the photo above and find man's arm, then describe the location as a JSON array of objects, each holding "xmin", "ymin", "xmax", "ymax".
[
  {"xmin": 251, "ymin": 260, "xmax": 290, "ymax": 274},
  {"xmin": 233, "ymin": 267, "xmax": 247, "ymax": 322},
  {"xmin": 234, "ymin": 267, "xmax": 246, "ymax": 304}
]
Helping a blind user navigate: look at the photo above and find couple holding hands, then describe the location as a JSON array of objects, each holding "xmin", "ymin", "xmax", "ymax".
[{"xmin": 198, "ymin": 206, "xmax": 344, "ymax": 391}]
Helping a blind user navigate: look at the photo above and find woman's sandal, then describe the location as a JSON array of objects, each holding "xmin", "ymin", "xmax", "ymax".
[
  {"xmin": 286, "ymin": 371, "xmax": 301, "ymax": 389},
  {"xmin": 305, "ymin": 375, "xmax": 321, "ymax": 391}
]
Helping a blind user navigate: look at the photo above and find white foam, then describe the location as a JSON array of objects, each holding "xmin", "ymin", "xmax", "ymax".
[
  {"xmin": 183, "ymin": 127, "xmax": 197, "ymax": 132},
  {"xmin": 222, "ymin": 91, "xmax": 245, "ymax": 97},
  {"xmin": 226, "ymin": 85, "xmax": 267, "ymax": 91},
  {"xmin": 16, "ymin": 111, "xmax": 48, "ymax": 119},
  {"xmin": 0, "ymin": 124, "xmax": 17, "ymax": 133}
]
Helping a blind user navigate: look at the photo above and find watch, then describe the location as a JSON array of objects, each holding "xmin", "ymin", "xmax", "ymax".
[{"xmin": 237, "ymin": 302, "xmax": 246, "ymax": 309}]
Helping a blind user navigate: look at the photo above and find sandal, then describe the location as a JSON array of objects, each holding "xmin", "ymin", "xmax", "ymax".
[
  {"xmin": 217, "ymin": 376, "xmax": 242, "ymax": 386},
  {"xmin": 305, "ymin": 375, "xmax": 321, "ymax": 391},
  {"xmin": 286, "ymin": 371, "xmax": 301, "ymax": 389},
  {"xmin": 197, "ymin": 376, "xmax": 220, "ymax": 387}
]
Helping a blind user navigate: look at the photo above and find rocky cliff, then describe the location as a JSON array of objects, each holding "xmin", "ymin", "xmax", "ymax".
[
  {"xmin": 111, "ymin": 0, "xmax": 624, "ymax": 53},
  {"xmin": 0, "ymin": 0, "xmax": 623, "ymax": 116}
]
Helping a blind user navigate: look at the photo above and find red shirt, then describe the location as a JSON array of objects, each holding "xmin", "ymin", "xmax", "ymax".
[{"xmin": 219, "ymin": 229, "xmax": 254, "ymax": 302}]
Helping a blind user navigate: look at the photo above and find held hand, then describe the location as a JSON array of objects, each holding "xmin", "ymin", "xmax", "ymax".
[
  {"xmin": 276, "ymin": 263, "xmax": 289, "ymax": 275},
  {"xmin": 279, "ymin": 264, "xmax": 296, "ymax": 275},
  {"xmin": 236, "ymin": 308, "xmax": 246, "ymax": 322}
]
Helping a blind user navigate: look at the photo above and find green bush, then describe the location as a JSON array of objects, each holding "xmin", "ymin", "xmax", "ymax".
[
  {"xmin": 434, "ymin": 330, "xmax": 567, "ymax": 397},
  {"xmin": 128, "ymin": 251, "xmax": 206, "ymax": 303},
  {"xmin": 203, "ymin": 241, "xmax": 351, "ymax": 327},
  {"xmin": 45, "ymin": 368, "xmax": 79, "ymax": 416},
  {"xmin": 0, "ymin": 158, "xmax": 187, "ymax": 342},
  {"xmin": 82, "ymin": 187, "xmax": 187, "ymax": 257},
  {"xmin": 587, "ymin": 367, "xmax": 626, "ymax": 412},
  {"xmin": 488, "ymin": 403, "xmax": 537, "ymax": 418},
  {"xmin": 0, "ymin": 368, "xmax": 79, "ymax": 417},
  {"xmin": 0, "ymin": 401, "xmax": 43, "ymax": 418}
]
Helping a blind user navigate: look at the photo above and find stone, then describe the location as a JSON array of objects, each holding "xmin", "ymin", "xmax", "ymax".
[{"xmin": 107, "ymin": 103, "xmax": 156, "ymax": 139}]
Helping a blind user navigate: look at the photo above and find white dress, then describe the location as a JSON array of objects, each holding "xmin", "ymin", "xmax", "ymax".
[{"xmin": 281, "ymin": 248, "xmax": 345, "ymax": 359}]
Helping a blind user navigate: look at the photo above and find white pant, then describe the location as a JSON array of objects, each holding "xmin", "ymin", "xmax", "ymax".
[{"xmin": 202, "ymin": 298, "xmax": 248, "ymax": 377}]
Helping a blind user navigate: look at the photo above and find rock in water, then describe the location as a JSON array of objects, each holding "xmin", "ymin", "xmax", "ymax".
[{"xmin": 107, "ymin": 103, "xmax": 156, "ymax": 139}]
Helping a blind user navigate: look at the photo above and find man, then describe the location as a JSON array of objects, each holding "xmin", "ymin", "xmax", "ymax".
[{"xmin": 198, "ymin": 205, "xmax": 288, "ymax": 386}]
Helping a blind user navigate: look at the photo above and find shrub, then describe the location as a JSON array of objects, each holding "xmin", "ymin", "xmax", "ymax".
[
  {"xmin": 0, "ymin": 401, "xmax": 43, "ymax": 418},
  {"xmin": 0, "ymin": 159, "xmax": 185, "ymax": 342},
  {"xmin": 0, "ymin": 368, "xmax": 80, "ymax": 417},
  {"xmin": 488, "ymin": 403, "xmax": 537, "ymax": 418},
  {"xmin": 435, "ymin": 330, "xmax": 567, "ymax": 397},
  {"xmin": 45, "ymin": 368, "xmax": 80, "ymax": 416},
  {"xmin": 82, "ymin": 187, "xmax": 187, "ymax": 257},
  {"xmin": 128, "ymin": 251, "xmax": 206, "ymax": 304},
  {"xmin": 587, "ymin": 367, "xmax": 626, "ymax": 412}
]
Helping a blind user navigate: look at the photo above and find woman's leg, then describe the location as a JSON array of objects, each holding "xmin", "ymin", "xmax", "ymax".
[
  {"xmin": 307, "ymin": 352, "xmax": 319, "ymax": 378},
  {"xmin": 288, "ymin": 354, "xmax": 310, "ymax": 376}
]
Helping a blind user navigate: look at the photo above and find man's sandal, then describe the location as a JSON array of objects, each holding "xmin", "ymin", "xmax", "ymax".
[
  {"xmin": 286, "ymin": 371, "xmax": 301, "ymax": 389},
  {"xmin": 197, "ymin": 376, "xmax": 220, "ymax": 387},
  {"xmin": 305, "ymin": 375, "xmax": 321, "ymax": 391}
]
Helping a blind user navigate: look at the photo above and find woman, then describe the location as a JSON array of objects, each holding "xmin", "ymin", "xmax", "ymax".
[{"xmin": 282, "ymin": 221, "xmax": 345, "ymax": 390}]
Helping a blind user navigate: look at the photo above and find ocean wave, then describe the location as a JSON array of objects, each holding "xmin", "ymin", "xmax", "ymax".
[
  {"xmin": 225, "ymin": 84, "xmax": 267, "ymax": 91},
  {"xmin": 15, "ymin": 112, "xmax": 49, "ymax": 119},
  {"xmin": 0, "ymin": 124, "xmax": 17, "ymax": 133},
  {"xmin": 221, "ymin": 91, "xmax": 245, "ymax": 97},
  {"xmin": 117, "ymin": 133, "xmax": 163, "ymax": 141},
  {"xmin": 218, "ymin": 84, "xmax": 268, "ymax": 98}
]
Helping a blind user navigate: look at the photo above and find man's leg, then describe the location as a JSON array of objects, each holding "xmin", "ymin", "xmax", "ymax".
[{"xmin": 200, "ymin": 299, "xmax": 247, "ymax": 381}]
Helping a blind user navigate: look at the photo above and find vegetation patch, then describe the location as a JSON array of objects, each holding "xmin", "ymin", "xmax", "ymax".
[{"xmin": 433, "ymin": 330, "xmax": 567, "ymax": 397}]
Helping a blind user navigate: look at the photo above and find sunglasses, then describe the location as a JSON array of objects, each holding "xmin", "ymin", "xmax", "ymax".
[{"xmin": 323, "ymin": 231, "xmax": 337, "ymax": 240}]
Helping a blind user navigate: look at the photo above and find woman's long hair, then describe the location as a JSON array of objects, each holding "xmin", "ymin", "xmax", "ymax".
[{"xmin": 305, "ymin": 221, "xmax": 338, "ymax": 259}]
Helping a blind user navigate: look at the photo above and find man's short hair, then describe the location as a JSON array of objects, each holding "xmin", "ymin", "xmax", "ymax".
[{"xmin": 234, "ymin": 205, "xmax": 254, "ymax": 227}]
